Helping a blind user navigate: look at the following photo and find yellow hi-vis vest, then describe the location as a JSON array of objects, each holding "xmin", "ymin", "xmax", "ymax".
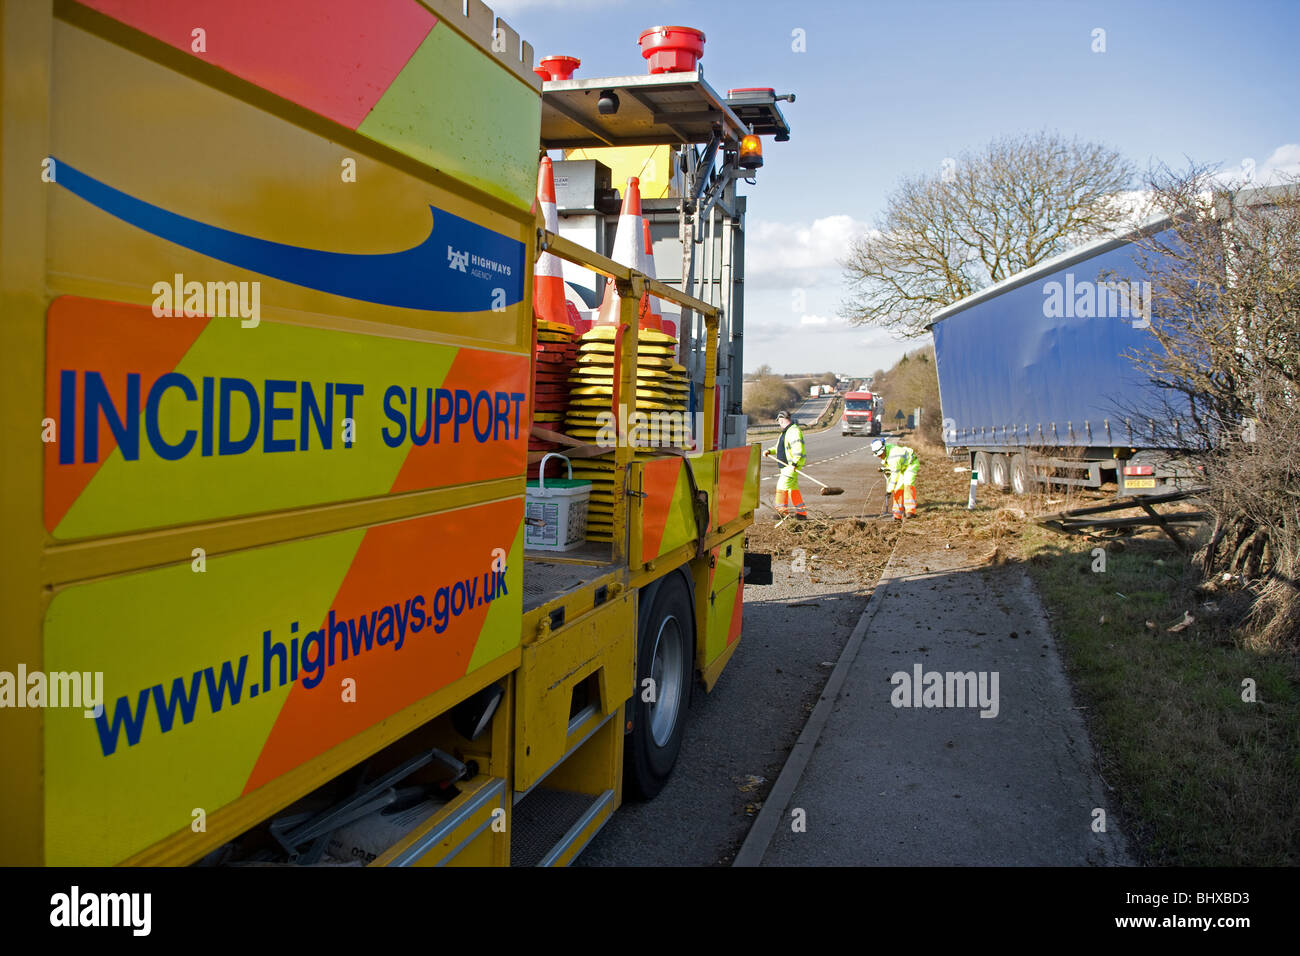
[
  {"xmin": 884, "ymin": 443, "xmax": 918, "ymax": 490},
  {"xmin": 772, "ymin": 423, "xmax": 806, "ymax": 471}
]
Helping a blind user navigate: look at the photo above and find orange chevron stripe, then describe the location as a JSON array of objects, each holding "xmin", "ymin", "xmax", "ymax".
[
  {"xmin": 715, "ymin": 446, "xmax": 751, "ymax": 528},
  {"xmin": 728, "ymin": 576, "xmax": 744, "ymax": 646},
  {"xmin": 44, "ymin": 296, "xmax": 209, "ymax": 533},
  {"xmin": 242, "ymin": 499, "xmax": 521, "ymax": 792},
  {"xmin": 638, "ymin": 456, "xmax": 682, "ymax": 563},
  {"xmin": 387, "ymin": 348, "xmax": 529, "ymax": 494}
]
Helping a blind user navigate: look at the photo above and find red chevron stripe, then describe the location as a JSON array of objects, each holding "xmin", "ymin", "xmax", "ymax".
[{"xmin": 80, "ymin": 0, "xmax": 435, "ymax": 130}]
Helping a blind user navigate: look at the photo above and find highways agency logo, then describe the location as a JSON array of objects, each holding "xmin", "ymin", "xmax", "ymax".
[{"xmin": 447, "ymin": 244, "xmax": 513, "ymax": 283}]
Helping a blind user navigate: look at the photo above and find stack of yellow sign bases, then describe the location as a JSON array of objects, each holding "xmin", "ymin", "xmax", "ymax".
[
  {"xmin": 568, "ymin": 451, "xmax": 662, "ymax": 541},
  {"xmin": 563, "ymin": 326, "xmax": 692, "ymax": 452}
]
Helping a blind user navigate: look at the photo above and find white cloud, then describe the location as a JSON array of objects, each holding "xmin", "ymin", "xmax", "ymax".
[
  {"xmin": 1201, "ymin": 143, "xmax": 1300, "ymax": 191},
  {"xmin": 1258, "ymin": 143, "xmax": 1300, "ymax": 182},
  {"xmin": 746, "ymin": 214, "xmax": 873, "ymax": 289}
]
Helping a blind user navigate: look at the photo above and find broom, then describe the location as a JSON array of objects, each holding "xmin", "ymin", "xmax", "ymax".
[{"xmin": 786, "ymin": 463, "xmax": 844, "ymax": 496}]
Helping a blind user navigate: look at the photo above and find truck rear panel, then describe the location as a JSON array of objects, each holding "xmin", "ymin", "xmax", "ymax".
[
  {"xmin": 4, "ymin": 0, "xmax": 767, "ymax": 867},
  {"xmin": 3, "ymin": 0, "xmax": 540, "ymax": 865}
]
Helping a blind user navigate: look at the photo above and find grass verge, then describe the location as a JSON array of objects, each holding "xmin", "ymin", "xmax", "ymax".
[{"xmin": 913, "ymin": 440, "xmax": 1300, "ymax": 865}]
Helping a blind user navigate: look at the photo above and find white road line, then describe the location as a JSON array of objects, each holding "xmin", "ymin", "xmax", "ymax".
[{"xmin": 759, "ymin": 444, "xmax": 871, "ymax": 479}]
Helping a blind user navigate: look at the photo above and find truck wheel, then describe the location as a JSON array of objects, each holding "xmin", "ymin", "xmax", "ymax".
[
  {"xmin": 1010, "ymin": 454, "xmax": 1030, "ymax": 495},
  {"xmin": 989, "ymin": 454, "xmax": 1009, "ymax": 489},
  {"xmin": 625, "ymin": 576, "xmax": 694, "ymax": 800},
  {"xmin": 972, "ymin": 451, "xmax": 991, "ymax": 485}
]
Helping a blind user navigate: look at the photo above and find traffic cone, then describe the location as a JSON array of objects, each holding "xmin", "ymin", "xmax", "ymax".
[
  {"xmin": 529, "ymin": 157, "xmax": 579, "ymax": 475},
  {"xmin": 534, "ymin": 157, "xmax": 571, "ymax": 328},
  {"xmin": 640, "ymin": 218, "xmax": 664, "ymax": 333},
  {"xmin": 594, "ymin": 177, "xmax": 649, "ymax": 326}
]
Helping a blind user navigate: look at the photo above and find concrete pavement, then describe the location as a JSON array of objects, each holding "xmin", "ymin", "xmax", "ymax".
[{"xmin": 736, "ymin": 533, "xmax": 1132, "ymax": 867}]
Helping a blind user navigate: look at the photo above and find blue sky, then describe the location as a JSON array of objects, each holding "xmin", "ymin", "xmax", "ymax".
[{"xmin": 497, "ymin": 0, "xmax": 1300, "ymax": 374}]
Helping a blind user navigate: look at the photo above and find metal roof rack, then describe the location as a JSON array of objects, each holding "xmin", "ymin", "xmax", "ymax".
[{"xmin": 541, "ymin": 71, "xmax": 759, "ymax": 149}]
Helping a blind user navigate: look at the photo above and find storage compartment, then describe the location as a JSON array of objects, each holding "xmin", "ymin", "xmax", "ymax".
[
  {"xmin": 515, "ymin": 593, "xmax": 635, "ymax": 792},
  {"xmin": 197, "ymin": 671, "xmax": 515, "ymax": 867}
]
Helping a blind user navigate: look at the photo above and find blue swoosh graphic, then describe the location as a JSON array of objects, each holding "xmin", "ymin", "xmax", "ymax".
[{"xmin": 52, "ymin": 158, "xmax": 524, "ymax": 313}]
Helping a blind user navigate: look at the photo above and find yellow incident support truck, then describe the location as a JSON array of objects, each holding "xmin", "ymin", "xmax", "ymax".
[{"xmin": 0, "ymin": 0, "xmax": 784, "ymax": 865}]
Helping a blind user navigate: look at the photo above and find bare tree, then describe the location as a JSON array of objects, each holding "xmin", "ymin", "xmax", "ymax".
[
  {"xmin": 840, "ymin": 130, "xmax": 1134, "ymax": 337},
  {"xmin": 743, "ymin": 373, "xmax": 801, "ymax": 422},
  {"xmin": 870, "ymin": 346, "xmax": 942, "ymax": 444},
  {"xmin": 1127, "ymin": 164, "xmax": 1300, "ymax": 648}
]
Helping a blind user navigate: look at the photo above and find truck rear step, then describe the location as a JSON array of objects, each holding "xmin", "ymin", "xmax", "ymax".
[{"xmin": 511, "ymin": 787, "xmax": 615, "ymax": 866}]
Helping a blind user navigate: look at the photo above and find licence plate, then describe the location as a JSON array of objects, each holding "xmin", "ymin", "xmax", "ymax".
[{"xmin": 1127, "ymin": 478, "xmax": 1156, "ymax": 489}]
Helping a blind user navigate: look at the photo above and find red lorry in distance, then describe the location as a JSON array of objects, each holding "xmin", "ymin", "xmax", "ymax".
[{"xmin": 842, "ymin": 390, "xmax": 881, "ymax": 436}]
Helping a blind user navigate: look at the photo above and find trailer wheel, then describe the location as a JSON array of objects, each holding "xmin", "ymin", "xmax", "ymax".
[
  {"xmin": 1010, "ymin": 454, "xmax": 1029, "ymax": 495},
  {"xmin": 989, "ymin": 454, "xmax": 1009, "ymax": 489},
  {"xmin": 972, "ymin": 451, "xmax": 991, "ymax": 485},
  {"xmin": 625, "ymin": 575, "xmax": 694, "ymax": 800}
]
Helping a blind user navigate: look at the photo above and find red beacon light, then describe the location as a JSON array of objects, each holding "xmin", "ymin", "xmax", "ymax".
[
  {"xmin": 638, "ymin": 26, "xmax": 705, "ymax": 74},
  {"xmin": 538, "ymin": 55, "xmax": 580, "ymax": 80}
]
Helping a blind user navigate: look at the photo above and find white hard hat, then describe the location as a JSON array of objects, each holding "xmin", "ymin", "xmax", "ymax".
[{"xmin": 871, "ymin": 439, "xmax": 885, "ymax": 456}]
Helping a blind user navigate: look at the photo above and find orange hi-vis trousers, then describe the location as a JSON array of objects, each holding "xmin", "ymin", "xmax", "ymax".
[
  {"xmin": 775, "ymin": 488, "xmax": 807, "ymax": 516},
  {"xmin": 891, "ymin": 484, "xmax": 917, "ymax": 519}
]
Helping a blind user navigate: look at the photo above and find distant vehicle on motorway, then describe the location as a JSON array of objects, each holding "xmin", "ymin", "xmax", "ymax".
[{"xmin": 842, "ymin": 390, "xmax": 881, "ymax": 436}]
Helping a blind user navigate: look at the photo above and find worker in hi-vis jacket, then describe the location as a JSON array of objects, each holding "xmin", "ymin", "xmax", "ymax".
[
  {"xmin": 872, "ymin": 437, "xmax": 919, "ymax": 520},
  {"xmin": 765, "ymin": 410, "xmax": 808, "ymax": 519}
]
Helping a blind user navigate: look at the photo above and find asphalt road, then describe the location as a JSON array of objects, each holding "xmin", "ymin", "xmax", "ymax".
[
  {"xmin": 790, "ymin": 396, "xmax": 831, "ymax": 425},
  {"xmin": 577, "ymin": 412, "xmax": 891, "ymax": 865},
  {"xmin": 757, "ymin": 422, "xmax": 888, "ymax": 517}
]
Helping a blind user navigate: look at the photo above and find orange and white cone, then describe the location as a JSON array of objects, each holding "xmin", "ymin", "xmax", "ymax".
[
  {"xmin": 595, "ymin": 176, "xmax": 650, "ymax": 326},
  {"xmin": 640, "ymin": 218, "xmax": 665, "ymax": 333},
  {"xmin": 534, "ymin": 157, "xmax": 571, "ymax": 327}
]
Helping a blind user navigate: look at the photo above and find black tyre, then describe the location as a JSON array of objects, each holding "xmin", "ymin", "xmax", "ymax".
[
  {"xmin": 972, "ymin": 451, "xmax": 991, "ymax": 485},
  {"xmin": 989, "ymin": 453, "xmax": 1010, "ymax": 489},
  {"xmin": 625, "ymin": 575, "xmax": 694, "ymax": 800}
]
